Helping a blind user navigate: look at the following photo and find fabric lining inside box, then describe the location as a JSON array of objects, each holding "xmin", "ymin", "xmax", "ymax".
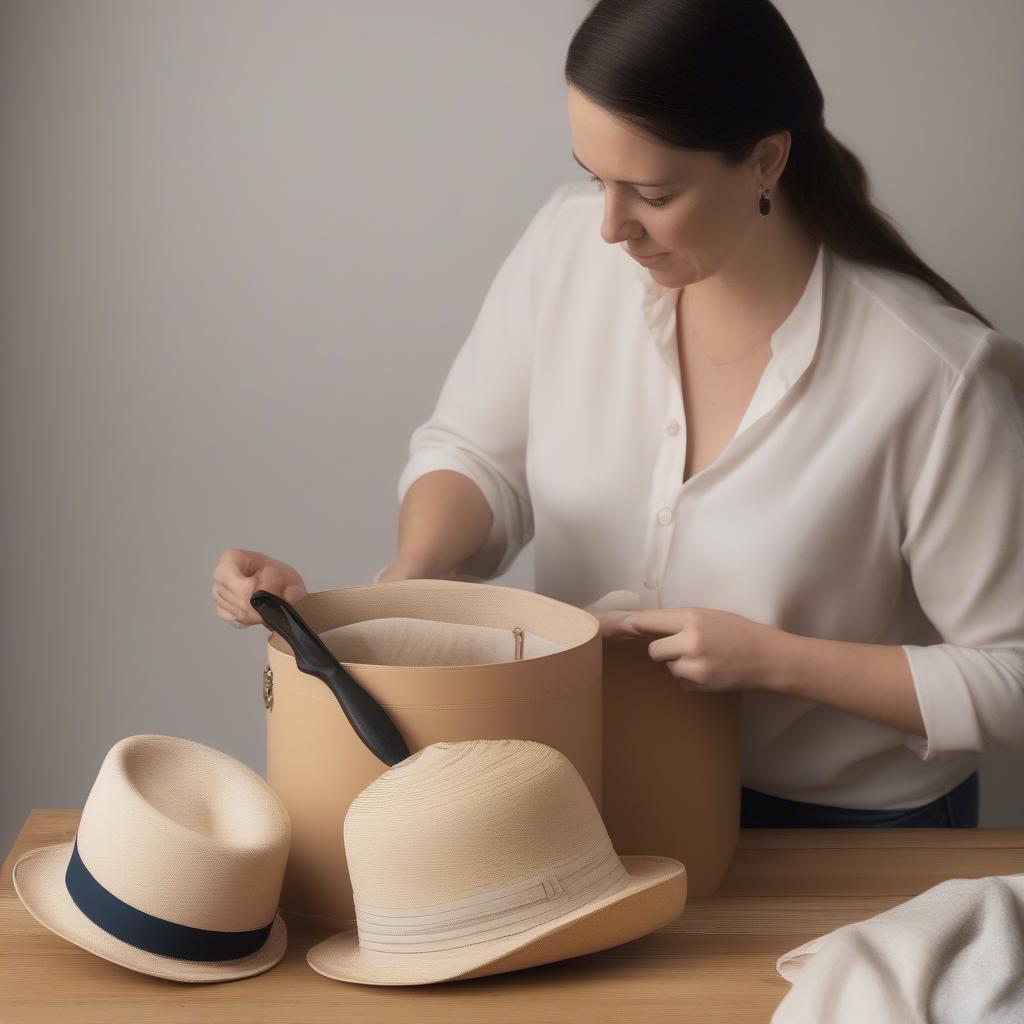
[{"xmin": 318, "ymin": 616, "xmax": 568, "ymax": 667}]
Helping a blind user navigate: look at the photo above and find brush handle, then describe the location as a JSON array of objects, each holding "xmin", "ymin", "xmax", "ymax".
[{"xmin": 250, "ymin": 589, "xmax": 411, "ymax": 766}]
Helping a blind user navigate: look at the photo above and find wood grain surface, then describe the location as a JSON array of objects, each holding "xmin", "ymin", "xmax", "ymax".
[{"xmin": 3, "ymin": 810, "xmax": 1022, "ymax": 1022}]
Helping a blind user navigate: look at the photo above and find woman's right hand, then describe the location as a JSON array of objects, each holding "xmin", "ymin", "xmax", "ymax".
[{"xmin": 212, "ymin": 548, "xmax": 309, "ymax": 629}]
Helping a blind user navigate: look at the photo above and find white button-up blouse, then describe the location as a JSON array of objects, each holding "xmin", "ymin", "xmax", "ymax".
[{"xmin": 387, "ymin": 179, "xmax": 1024, "ymax": 810}]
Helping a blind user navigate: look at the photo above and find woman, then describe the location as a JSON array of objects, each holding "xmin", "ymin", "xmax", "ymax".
[{"xmin": 212, "ymin": 0, "xmax": 1023, "ymax": 829}]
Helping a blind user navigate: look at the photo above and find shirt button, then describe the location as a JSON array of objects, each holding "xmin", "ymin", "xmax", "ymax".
[
  {"xmin": 656, "ymin": 506, "xmax": 673, "ymax": 526},
  {"xmin": 666, "ymin": 420, "xmax": 680, "ymax": 436}
]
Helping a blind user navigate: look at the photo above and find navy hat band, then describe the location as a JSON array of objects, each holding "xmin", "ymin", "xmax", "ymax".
[{"xmin": 64, "ymin": 836, "xmax": 274, "ymax": 962}]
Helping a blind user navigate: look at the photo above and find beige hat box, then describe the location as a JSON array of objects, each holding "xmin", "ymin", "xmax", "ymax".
[
  {"xmin": 601, "ymin": 636, "xmax": 741, "ymax": 900},
  {"xmin": 263, "ymin": 578, "xmax": 740, "ymax": 932},
  {"xmin": 264, "ymin": 578, "xmax": 602, "ymax": 930}
]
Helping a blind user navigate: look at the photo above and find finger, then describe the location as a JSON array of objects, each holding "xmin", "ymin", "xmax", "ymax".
[
  {"xmin": 213, "ymin": 585, "xmax": 261, "ymax": 625},
  {"xmin": 215, "ymin": 549, "xmax": 261, "ymax": 589},
  {"xmin": 249, "ymin": 568, "xmax": 298, "ymax": 603},
  {"xmin": 215, "ymin": 604, "xmax": 248, "ymax": 628},
  {"xmin": 213, "ymin": 582, "xmax": 241, "ymax": 614},
  {"xmin": 599, "ymin": 616, "xmax": 643, "ymax": 640},
  {"xmin": 646, "ymin": 635, "xmax": 690, "ymax": 662},
  {"xmin": 662, "ymin": 657, "xmax": 708, "ymax": 685},
  {"xmin": 648, "ymin": 632, "xmax": 702, "ymax": 662},
  {"xmin": 214, "ymin": 594, "xmax": 242, "ymax": 621},
  {"xmin": 233, "ymin": 601, "xmax": 264, "ymax": 626},
  {"xmin": 621, "ymin": 609, "xmax": 691, "ymax": 636}
]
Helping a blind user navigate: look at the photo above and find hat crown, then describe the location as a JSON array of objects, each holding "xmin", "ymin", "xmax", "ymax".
[
  {"xmin": 344, "ymin": 739, "xmax": 630, "ymax": 952},
  {"xmin": 75, "ymin": 735, "xmax": 291, "ymax": 932}
]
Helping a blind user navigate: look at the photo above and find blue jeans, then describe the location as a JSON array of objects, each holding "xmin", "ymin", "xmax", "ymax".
[{"xmin": 740, "ymin": 772, "xmax": 979, "ymax": 828}]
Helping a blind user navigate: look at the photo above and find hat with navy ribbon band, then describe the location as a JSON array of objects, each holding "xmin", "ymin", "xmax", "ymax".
[{"xmin": 13, "ymin": 734, "xmax": 291, "ymax": 982}]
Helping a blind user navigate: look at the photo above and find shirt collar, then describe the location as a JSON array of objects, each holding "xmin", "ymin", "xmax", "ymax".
[{"xmin": 631, "ymin": 241, "xmax": 827, "ymax": 437}]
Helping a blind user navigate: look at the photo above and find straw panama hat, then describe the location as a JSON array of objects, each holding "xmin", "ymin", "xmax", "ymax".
[
  {"xmin": 12, "ymin": 734, "xmax": 291, "ymax": 983},
  {"xmin": 306, "ymin": 738, "xmax": 687, "ymax": 986}
]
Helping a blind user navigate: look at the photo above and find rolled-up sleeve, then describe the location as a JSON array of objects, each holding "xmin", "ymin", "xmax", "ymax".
[
  {"xmin": 900, "ymin": 331, "xmax": 1024, "ymax": 760},
  {"xmin": 394, "ymin": 183, "xmax": 571, "ymax": 581}
]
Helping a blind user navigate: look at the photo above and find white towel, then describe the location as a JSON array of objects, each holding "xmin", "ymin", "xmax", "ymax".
[{"xmin": 771, "ymin": 872, "xmax": 1024, "ymax": 1023}]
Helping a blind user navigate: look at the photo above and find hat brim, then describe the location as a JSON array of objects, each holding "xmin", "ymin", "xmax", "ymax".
[
  {"xmin": 306, "ymin": 854, "xmax": 686, "ymax": 986},
  {"xmin": 13, "ymin": 841, "xmax": 287, "ymax": 983}
]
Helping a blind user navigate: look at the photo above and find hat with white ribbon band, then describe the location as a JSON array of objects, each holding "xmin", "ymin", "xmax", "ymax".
[{"xmin": 306, "ymin": 738, "xmax": 686, "ymax": 985}]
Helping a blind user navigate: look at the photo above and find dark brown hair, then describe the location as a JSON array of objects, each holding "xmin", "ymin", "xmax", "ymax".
[{"xmin": 565, "ymin": 0, "xmax": 996, "ymax": 329}]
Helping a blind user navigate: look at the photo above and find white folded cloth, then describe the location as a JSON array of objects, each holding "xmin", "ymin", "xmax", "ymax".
[{"xmin": 772, "ymin": 872, "xmax": 1024, "ymax": 1023}]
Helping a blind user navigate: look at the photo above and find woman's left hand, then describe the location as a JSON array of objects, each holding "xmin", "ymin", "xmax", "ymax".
[{"xmin": 603, "ymin": 606, "xmax": 780, "ymax": 693}]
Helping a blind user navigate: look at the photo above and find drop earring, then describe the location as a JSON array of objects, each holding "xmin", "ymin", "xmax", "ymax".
[{"xmin": 759, "ymin": 188, "xmax": 772, "ymax": 216}]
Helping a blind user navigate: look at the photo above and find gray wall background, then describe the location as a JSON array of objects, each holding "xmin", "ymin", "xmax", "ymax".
[{"xmin": 2, "ymin": 0, "xmax": 1022, "ymax": 855}]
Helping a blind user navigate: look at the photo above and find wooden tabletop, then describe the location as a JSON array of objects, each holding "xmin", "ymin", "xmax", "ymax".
[{"xmin": 4, "ymin": 810, "xmax": 1023, "ymax": 1022}]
